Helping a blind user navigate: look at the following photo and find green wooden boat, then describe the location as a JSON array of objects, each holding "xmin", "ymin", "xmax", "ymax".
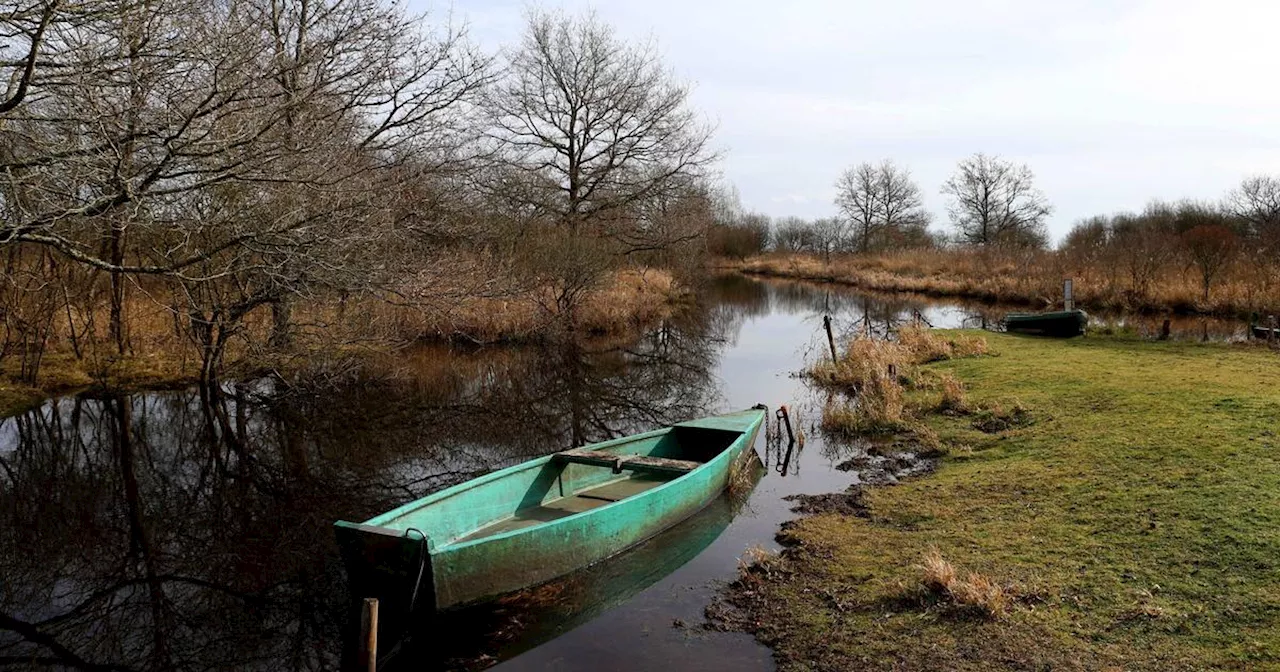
[
  {"xmin": 334, "ymin": 407, "xmax": 766, "ymax": 618},
  {"xmin": 1003, "ymin": 309, "xmax": 1088, "ymax": 337}
]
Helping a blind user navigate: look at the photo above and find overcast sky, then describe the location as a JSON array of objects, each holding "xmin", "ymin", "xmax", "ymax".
[{"xmin": 416, "ymin": 0, "xmax": 1280, "ymax": 242}]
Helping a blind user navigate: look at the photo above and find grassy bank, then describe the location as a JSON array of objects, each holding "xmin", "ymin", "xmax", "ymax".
[
  {"xmin": 0, "ymin": 268, "xmax": 688, "ymax": 417},
  {"xmin": 392, "ymin": 268, "xmax": 690, "ymax": 343},
  {"xmin": 724, "ymin": 333, "xmax": 1280, "ymax": 670},
  {"xmin": 734, "ymin": 251, "xmax": 1279, "ymax": 317}
]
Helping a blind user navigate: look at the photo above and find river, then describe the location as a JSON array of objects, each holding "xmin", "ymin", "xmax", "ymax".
[{"xmin": 0, "ymin": 274, "xmax": 1252, "ymax": 671}]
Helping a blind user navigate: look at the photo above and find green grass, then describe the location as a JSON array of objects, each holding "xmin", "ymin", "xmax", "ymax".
[{"xmin": 733, "ymin": 333, "xmax": 1280, "ymax": 671}]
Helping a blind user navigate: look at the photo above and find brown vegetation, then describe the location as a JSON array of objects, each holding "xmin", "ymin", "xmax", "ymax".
[
  {"xmin": 919, "ymin": 548, "xmax": 1011, "ymax": 619},
  {"xmin": 737, "ymin": 239, "xmax": 1279, "ymax": 316},
  {"xmin": 0, "ymin": 4, "xmax": 726, "ymax": 407},
  {"xmin": 811, "ymin": 325, "xmax": 988, "ymax": 436},
  {"xmin": 0, "ymin": 267, "xmax": 686, "ymax": 414}
]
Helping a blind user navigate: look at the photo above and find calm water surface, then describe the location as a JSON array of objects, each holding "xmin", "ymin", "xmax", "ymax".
[{"xmin": 0, "ymin": 275, "xmax": 1252, "ymax": 671}]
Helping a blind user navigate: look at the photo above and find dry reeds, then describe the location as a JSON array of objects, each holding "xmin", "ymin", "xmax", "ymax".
[
  {"xmin": 738, "ymin": 250, "xmax": 1280, "ymax": 317},
  {"xmin": 809, "ymin": 325, "xmax": 988, "ymax": 437},
  {"xmin": 920, "ymin": 548, "xmax": 1010, "ymax": 619},
  {"xmin": 935, "ymin": 372, "xmax": 968, "ymax": 415},
  {"xmin": 382, "ymin": 268, "xmax": 685, "ymax": 343}
]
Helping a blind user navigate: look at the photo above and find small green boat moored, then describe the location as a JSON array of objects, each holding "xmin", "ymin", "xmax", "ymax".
[
  {"xmin": 1003, "ymin": 309, "xmax": 1088, "ymax": 337},
  {"xmin": 334, "ymin": 407, "xmax": 766, "ymax": 618}
]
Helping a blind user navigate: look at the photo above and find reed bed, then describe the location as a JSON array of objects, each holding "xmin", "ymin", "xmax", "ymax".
[
  {"xmin": 738, "ymin": 250, "xmax": 1280, "ymax": 317},
  {"xmin": 0, "ymin": 267, "xmax": 686, "ymax": 414},
  {"xmin": 810, "ymin": 325, "xmax": 989, "ymax": 436}
]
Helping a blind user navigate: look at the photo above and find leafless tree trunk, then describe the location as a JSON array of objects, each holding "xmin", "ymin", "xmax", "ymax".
[
  {"xmin": 835, "ymin": 163, "xmax": 881, "ymax": 253},
  {"xmin": 941, "ymin": 153, "xmax": 1051, "ymax": 248},
  {"xmin": 486, "ymin": 8, "xmax": 715, "ymax": 244},
  {"xmin": 835, "ymin": 159, "xmax": 928, "ymax": 253}
]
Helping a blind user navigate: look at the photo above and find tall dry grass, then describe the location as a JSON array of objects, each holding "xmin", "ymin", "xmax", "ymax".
[
  {"xmin": 738, "ymin": 250, "xmax": 1280, "ymax": 316},
  {"xmin": 919, "ymin": 548, "xmax": 1010, "ymax": 619},
  {"xmin": 811, "ymin": 325, "xmax": 988, "ymax": 436},
  {"xmin": 378, "ymin": 268, "xmax": 687, "ymax": 343},
  {"xmin": 0, "ymin": 267, "xmax": 687, "ymax": 408}
]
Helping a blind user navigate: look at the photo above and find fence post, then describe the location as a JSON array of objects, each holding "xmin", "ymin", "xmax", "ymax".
[
  {"xmin": 823, "ymin": 315, "xmax": 838, "ymax": 363},
  {"xmin": 360, "ymin": 598, "xmax": 378, "ymax": 672}
]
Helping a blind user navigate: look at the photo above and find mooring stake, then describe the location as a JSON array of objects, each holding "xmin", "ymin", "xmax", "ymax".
[
  {"xmin": 823, "ymin": 315, "xmax": 838, "ymax": 362},
  {"xmin": 776, "ymin": 405, "xmax": 795, "ymax": 446},
  {"xmin": 360, "ymin": 598, "xmax": 378, "ymax": 672}
]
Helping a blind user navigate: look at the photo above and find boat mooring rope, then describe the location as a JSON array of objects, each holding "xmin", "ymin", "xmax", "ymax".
[{"xmin": 404, "ymin": 527, "xmax": 429, "ymax": 613}]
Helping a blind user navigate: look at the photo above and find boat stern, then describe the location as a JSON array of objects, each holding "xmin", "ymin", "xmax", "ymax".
[
  {"xmin": 674, "ymin": 406, "xmax": 767, "ymax": 435},
  {"xmin": 334, "ymin": 521, "xmax": 436, "ymax": 618}
]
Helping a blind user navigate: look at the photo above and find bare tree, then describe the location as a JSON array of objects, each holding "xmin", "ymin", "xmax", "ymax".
[
  {"xmin": 771, "ymin": 216, "xmax": 814, "ymax": 253},
  {"xmin": 1226, "ymin": 175, "xmax": 1280, "ymax": 245},
  {"xmin": 836, "ymin": 160, "xmax": 930, "ymax": 254},
  {"xmin": 1, "ymin": 0, "xmax": 489, "ymax": 372},
  {"xmin": 486, "ymin": 8, "xmax": 716, "ymax": 245},
  {"xmin": 834, "ymin": 163, "xmax": 880, "ymax": 253},
  {"xmin": 941, "ymin": 153, "xmax": 1051, "ymax": 247},
  {"xmin": 877, "ymin": 160, "xmax": 930, "ymax": 247},
  {"xmin": 811, "ymin": 217, "xmax": 846, "ymax": 261},
  {"xmin": 1182, "ymin": 224, "xmax": 1238, "ymax": 302},
  {"xmin": 1111, "ymin": 213, "xmax": 1177, "ymax": 302}
]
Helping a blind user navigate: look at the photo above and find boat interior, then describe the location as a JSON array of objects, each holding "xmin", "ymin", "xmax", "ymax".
[{"xmin": 375, "ymin": 425, "xmax": 742, "ymax": 548}]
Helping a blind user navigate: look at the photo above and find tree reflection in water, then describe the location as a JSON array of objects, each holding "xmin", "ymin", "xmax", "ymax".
[
  {"xmin": 2, "ymin": 275, "xmax": 1247, "ymax": 671},
  {"xmin": 0, "ymin": 305, "xmax": 730, "ymax": 671}
]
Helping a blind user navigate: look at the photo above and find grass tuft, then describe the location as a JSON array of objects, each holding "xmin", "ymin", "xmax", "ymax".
[{"xmin": 918, "ymin": 548, "xmax": 1010, "ymax": 619}]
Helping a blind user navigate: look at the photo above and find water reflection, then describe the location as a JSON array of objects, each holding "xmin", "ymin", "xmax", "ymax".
[
  {"xmin": 0, "ymin": 308, "xmax": 730, "ymax": 671},
  {"xmin": 402, "ymin": 459, "xmax": 764, "ymax": 671},
  {"xmin": 0, "ymin": 274, "xmax": 1256, "ymax": 672}
]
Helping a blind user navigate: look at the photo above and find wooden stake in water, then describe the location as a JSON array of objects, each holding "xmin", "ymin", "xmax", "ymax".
[
  {"xmin": 777, "ymin": 405, "xmax": 795, "ymax": 446},
  {"xmin": 360, "ymin": 598, "xmax": 378, "ymax": 672},
  {"xmin": 823, "ymin": 315, "xmax": 838, "ymax": 362},
  {"xmin": 1063, "ymin": 278, "xmax": 1074, "ymax": 311}
]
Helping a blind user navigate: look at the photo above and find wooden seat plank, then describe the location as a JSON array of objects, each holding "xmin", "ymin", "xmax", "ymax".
[{"xmin": 554, "ymin": 449, "xmax": 701, "ymax": 474}]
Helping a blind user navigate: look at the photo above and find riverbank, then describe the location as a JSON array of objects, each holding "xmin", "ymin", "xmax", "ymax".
[
  {"xmin": 0, "ymin": 269, "xmax": 690, "ymax": 417},
  {"xmin": 732, "ymin": 252, "xmax": 1277, "ymax": 318},
  {"xmin": 718, "ymin": 332, "xmax": 1280, "ymax": 670}
]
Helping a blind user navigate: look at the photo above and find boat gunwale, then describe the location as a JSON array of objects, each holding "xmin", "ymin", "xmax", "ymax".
[
  {"xmin": 360, "ymin": 426, "xmax": 674, "ymax": 533},
  {"xmin": 437, "ymin": 417, "xmax": 760, "ymax": 552},
  {"xmin": 1004, "ymin": 310, "xmax": 1088, "ymax": 320}
]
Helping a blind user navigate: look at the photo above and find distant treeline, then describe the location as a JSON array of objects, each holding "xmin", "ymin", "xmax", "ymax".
[
  {"xmin": 710, "ymin": 153, "xmax": 1055, "ymax": 258},
  {"xmin": 711, "ymin": 155, "xmax": 1280, "ymax": 307}
]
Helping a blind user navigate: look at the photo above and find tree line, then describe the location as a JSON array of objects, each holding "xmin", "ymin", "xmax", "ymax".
[
  {"xmin": 1062, "ymin": 176, "xmax": 1280, "ymax": 303},
  {"xmin": 708, "ymin": 152, "xmax": 1053, "ymax": 258},
  {"xmin": 0, "ymin": 2, "xmax": 726, "ymax": 385},
  {"xmin": 711, "ymin": 152, "xmax": 1279, "ymax": 307}
]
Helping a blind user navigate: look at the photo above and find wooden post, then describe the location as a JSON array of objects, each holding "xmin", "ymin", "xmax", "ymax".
[
  {"xmin": 360, "ymin": 598, "xmax": 378, "ymax": 672},
  {"xmin": 1159, "ymin": 319, "xmax": 1171, "ymax": 341},
  {"xmin": 823, "ymin": 315, "xmax": 838, "ymax": 362},
  {"xmin": 1063, "ymin": 278, "xmax": 1074, "ymax": 312},
  {"xmin": 1270, "ymin": 315, "xmax": 1277, "ymax": 344},
  {"xmin": 777, "ymin": 405, "xmax": 795, "ymax": 446}
]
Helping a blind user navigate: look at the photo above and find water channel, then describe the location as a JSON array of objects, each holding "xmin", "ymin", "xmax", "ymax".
[{"xmin": 0, "ymin": 274, "xmax": 1253, "ymax": 671}]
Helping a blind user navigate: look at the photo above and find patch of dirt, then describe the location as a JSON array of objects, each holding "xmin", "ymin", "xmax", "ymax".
[
  {"xmin": 784, "ymin": 485, "xmax": 870, "ymax": 517},
  {"xmin": 834, "ymin": 436, "xmax": 940, "ymax": 485},
  {"xmin": 971, "ymin": 405, "xmax": 1035, "ymax": 434}
]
